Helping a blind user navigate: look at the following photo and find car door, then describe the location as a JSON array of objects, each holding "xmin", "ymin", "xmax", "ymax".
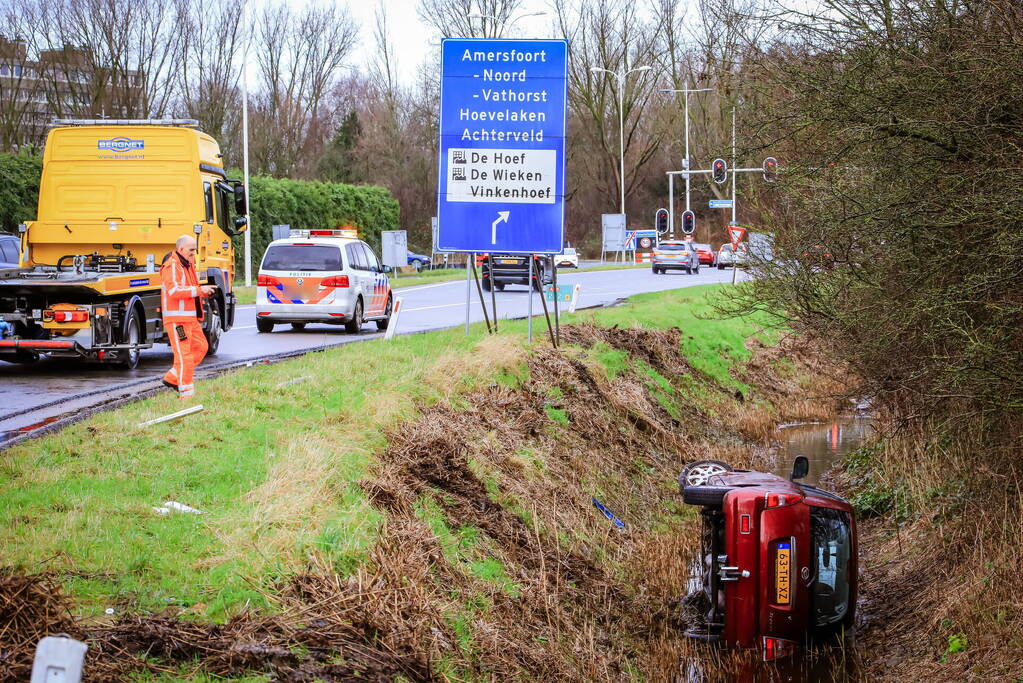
[{"xmin": 359, "ymin": 242, "xmax": 386, "ymax": 316}]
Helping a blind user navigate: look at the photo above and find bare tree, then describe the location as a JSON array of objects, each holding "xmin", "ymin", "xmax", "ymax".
[
  {"xmin": 251, "ymin": 1, "xmax": 358, "ymax": 177},
  {"xmin": 417, "ymin": 0, "xmax": 527, "ymax": 39}
]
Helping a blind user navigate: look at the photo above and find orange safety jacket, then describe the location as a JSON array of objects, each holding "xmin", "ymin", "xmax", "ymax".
[{"xmin": 160, "ymin": 251, "xmax": 206, "ymax": 323}]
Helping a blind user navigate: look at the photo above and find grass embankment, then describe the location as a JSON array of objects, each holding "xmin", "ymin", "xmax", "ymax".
[
  {"xmin": 0, "ymin": 285, "xmax": 843, "ymax": 680},
  {"xmin": 232, "ymin": 263, "xmax": 647, "ymax": 304},
  {"xmin": 836, "ymin": 420, "xmax": 1023, "ymax": 680}
]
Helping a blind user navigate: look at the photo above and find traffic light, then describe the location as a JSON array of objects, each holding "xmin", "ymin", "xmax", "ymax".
[
  {"xmin": 712, "ymin": 158, "xmax": 727, "ymax": 184},
  {"xmin": 763, "ymin": 156, "xmax": 778, "ymax": 182},
  {"xmin": 681, "ymin": 210, "xmax": 696, "ymax": 235},
  {"xmin": 655, "ymin": 208, "xmax": 669, "ymax": 234}
]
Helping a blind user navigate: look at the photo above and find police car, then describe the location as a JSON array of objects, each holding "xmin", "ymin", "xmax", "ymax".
[{"xmin": 255, "ymin": 229, "xmax": 392, "ymax": 333}]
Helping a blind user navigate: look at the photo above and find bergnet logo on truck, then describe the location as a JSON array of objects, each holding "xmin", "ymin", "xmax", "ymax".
[{"xmin": 0, "ymin": 119, "xmax": 247, "ymax": 368}]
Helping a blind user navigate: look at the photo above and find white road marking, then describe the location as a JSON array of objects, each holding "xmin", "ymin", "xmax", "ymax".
[
  {"xmin": 234, "ymin": 325, "xmax": 255, "ymax": 329},
  {"xmin": 393, "ymin": 279, "xmax": 465, "ymax": 293},
  {"xmin": 403, "ymin": 302, "xmax": 465, "ymax": 312}
]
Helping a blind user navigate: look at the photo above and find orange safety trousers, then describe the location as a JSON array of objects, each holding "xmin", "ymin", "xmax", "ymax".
[{"xmin": 163, "ymin": 320, "xmax": 207, "ymax": 399}]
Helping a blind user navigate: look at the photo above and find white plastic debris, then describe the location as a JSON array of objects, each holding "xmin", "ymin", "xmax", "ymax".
[
  {"xmin": 152, "ymin": 506, "xmax": 170, "ymax": 515},
  {"xmin": 137, "ymin": 404, "xmax": 204, "ymax": 428},
  {"xmin": 104, "ymin": 608, "xmax": 115, "ymax": 615},
  {"xmin": 31, "ymin": 635, "xmax": 88, "ymax": 683},
  {"xmin": 276, "ymin": 375, "xmax": 311, "ymax": 387},
  {"xmin": 163, "ymin": 500, "xmax": 203, "ymax": 514}
]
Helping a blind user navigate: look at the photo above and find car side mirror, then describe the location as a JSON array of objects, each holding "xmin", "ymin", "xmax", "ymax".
[
  {"xmin": 790, "ymin": 455, "xmax": 809, "ymax": 481},
  {"xmin": 381, "ymin": 265, "xmax": 393, "ymax": 274}
]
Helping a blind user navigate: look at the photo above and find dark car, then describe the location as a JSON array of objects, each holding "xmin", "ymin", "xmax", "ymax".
[
  {"xmin": 407, "ymin": 250, "xmax": 432, "ymax": 272},
  {"xmin": 0, "ymin": 234, "xmax": 21, "ymax": 268},
  {"xmin": 678, "ymin": 457, "xmax": 857, "ymax": 661},
  {"xmin": 480, "ymin": 253, "xmax": 554, "ymax": 291}
]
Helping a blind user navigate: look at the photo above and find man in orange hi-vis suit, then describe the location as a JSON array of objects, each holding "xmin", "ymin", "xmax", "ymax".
[{"xmin": 161, "ymin": 235, "xmax": 215, "ymax": 399}]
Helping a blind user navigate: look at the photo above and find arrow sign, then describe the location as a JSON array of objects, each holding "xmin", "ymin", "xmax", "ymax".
[
  {"xmin": 491, "ymin": 211, "xmax": 509, "ymax": 244},
  {"xmin": 728, "ymin": 226, "xmax": 747, "ymax": 247}
]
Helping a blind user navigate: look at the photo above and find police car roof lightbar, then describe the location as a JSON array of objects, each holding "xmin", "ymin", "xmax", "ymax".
[
  {"xmin": 51, "ymin": 118, "xmax": 200, "ymax": 128},
  {"xmin": 289, "ymin": 228, "xmax": 359, "ymax": 239}
]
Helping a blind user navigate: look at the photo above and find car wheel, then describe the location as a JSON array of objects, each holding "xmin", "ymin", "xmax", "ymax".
[
  {"xmin": 681, "ymin": 459, "xmax": 734, "ymax": 487},
  {"xmin": 685, "ymin": 266, "xmax": 692, "ymax": 274},
  {"xmin": 694, "ymin": 264, "xmax": 700, "ymax": 274},
  {"xmin": 291, "ymin": 322, "xmax": 306, "ymax": 331},
  {"xmin": 651, "ymin": 267, "xmax": 658, "ymax": 274},
  {"xmin": 682, "ymin": 484, "xmax": 735, "ymax": 506},
  {"xmin": 203, "ymin": 297, "xmax": 222, "ymax": 356},
  {"xmin": 718, "ymin": 264, "xmax": 725, "ymax": 270},
  {"xmin": 376, "ymin": 294, "xmax": 392, "ymax": 330},
  {"xmin": 482, "ymin": 277, "xmax": 492, "ymax": 292},
  {"xmin": 345, "ymin": 298, "xmax": 363, "ymax": 334},
  {"xmin": 121, "ymin": 307, "xmax": 142, "ymax": 369},
  {"xmin": 495, "ymin": 282, "xmax": 505, "ymax": 291},
  {"xmin": 411, "ymin": 259, "xmax": 423, "ymax": 273},
  {"xmin": 256, "ymin": 317, "xmax": 274, "ymax": 333}
]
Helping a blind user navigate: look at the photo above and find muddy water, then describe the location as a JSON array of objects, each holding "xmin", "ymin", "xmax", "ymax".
[
  {"xmin": 683, "ymin": 415, "xmax": 874, "ymax": 682},
  {"xmin": 771, "ymin": 415, "xmax": 875, "ymax": 485}
]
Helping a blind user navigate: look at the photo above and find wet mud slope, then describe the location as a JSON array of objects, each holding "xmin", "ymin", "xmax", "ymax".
[{"xmin": 2, "ymin": 324, "xmax": 848, "ymax": 681}]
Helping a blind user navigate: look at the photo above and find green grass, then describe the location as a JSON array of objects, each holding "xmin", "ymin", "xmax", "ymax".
[{"xmin": 0, "ymin": 283, "xmax": 773, "ymax": 620}]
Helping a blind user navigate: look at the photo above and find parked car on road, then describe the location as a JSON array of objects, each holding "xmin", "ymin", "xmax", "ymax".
[
  {"xmin": 0, "ymin": 234, "xmax": 20, "ymax": 269},
  {"xmin": 556, "ymin": 247, "xmax": 579, "ymax": 269},
  {"xmin": 256, "ymin": 229, "xmax": 393, "ymax": 334},
  {"xmin": 678, "ymin": 457, "xmax": 858, "ymax": 661},
  {"xmin": 407, "ymin": 250, "xmax": 432, "ymax": 272},
  {"xmin": 652, "ymin": 240, "xmax": 700, "ymax": 274},
  {"xmin": 693, "ymin": 243, "xmax": 715, "ymax": 266},
  {"xmin": 715, "ymin": 243, "xmax": 749, "ymax": 269},
  {"xmin": 480, "ymin": 253, "xmax": 554, "ymax": 291}
]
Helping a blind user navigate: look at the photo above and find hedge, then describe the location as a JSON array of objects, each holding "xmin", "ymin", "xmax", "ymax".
[
  {"xmin": 0, "ymin": 153, "xmax": 401, "ymax": 267},
  {"xmin": 0, "ymin": 152, "xmax": 42, "ymax": 234}
]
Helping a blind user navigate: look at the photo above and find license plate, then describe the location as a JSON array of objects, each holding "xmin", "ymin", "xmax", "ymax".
[
  {"xmin": 500, "ymin": 258, "xmax": 518, "ymax": 264},
  {"xmin": 775, "ymin": 544, "xmax": 792, "ymax": 605}
]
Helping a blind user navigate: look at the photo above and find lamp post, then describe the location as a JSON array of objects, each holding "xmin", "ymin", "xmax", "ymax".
[
  {"xmin": 467, "ymin": 11, "xmax": 546, "ymax": 38},
  {"xmin": 659, "ymin": 84, "xmax": 713, "ymax": 234},
  {"xmin": 590, "ymin": 65, "xmax": 652, "ymax": 218}
]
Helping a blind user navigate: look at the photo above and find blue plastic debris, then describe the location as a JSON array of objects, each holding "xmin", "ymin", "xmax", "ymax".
[{"xmin": 592, "ymin": 497, "xmax": 625, "ymax": 530}]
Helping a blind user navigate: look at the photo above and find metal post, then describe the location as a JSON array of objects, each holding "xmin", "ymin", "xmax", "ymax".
[
  {"xmin": 471, "ymin": 257, "xmax": 493, "ymax": 333},
  {"xmin": 684, "ymin": 85, "xmax": 691, "ymax": 214},
  {"xmin": 668, "ymin": 174, "xmax": 674, "ymax": 238},
  {"xmin": 241, "ymin": 0, "xmax": 252, "ymax": 287},
  {"xmin": 731, "ymin": 107, "xmax": 739, "ymax": 286},
  {"xmin": 618, "ymin": 74, "xmax": 625, "ymax": 215},
  {"xmin": 527, "ymin": 255, "xmax": 533, "ymax": 343},
  {"xmin": 489, "ymin": 254, "xmax": 498, "ymax": 332},
  {"xmin": 552, "ymin": 257, "xmax": 559, "ymax": 345},
  {"xmin": 465, "ymin": 252, "xmax": 471, "ymax": 335}
]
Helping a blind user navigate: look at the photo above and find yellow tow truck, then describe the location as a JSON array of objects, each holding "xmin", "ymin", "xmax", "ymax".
[{"xmin": 0, "ymin": 119, "xmax": 246, "ymax": 368}]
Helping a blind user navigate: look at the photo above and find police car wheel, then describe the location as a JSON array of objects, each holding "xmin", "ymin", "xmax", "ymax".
[
  {"xmin": 345, "ymin": 299, "xmax": 363, "ymax": 334},
  {"xmin": 376, "ymin": 295, "xmax": 392, "ymax": 330},
  {"xmin": 256, "ymin": 317, "xmax": 274, "ymax": 333}
]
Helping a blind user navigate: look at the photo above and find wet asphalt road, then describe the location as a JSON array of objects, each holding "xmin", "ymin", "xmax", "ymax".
[{"xmin": 0, "ymin": 266, "xmax": 747, "ymax": 433}]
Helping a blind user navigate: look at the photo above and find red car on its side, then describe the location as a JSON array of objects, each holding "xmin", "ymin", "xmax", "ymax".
[
  {"xmin": 678, "ymin": 457, "xmax": 857, "ymax": 661},
  {"xmin": 692, "ymin": 243, "xmax": 715, "ymax": 266}
]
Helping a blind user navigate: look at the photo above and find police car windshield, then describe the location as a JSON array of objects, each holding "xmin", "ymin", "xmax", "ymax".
[{"xmin": 263, "ymin": 245, "xmax": 342, "ymax": 271}]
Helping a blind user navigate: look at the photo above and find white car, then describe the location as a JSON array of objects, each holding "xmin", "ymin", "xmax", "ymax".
[
  {"xmin": 256, "ymin": 230, "xmax": 393, "ymax": 333},
  {"xmin": 556, "ymin": 247, "xmax": 579, "ymax": 268},
  {"xmin": 715, "ymin": 243, "xmax": 749, "ymax": 269}
]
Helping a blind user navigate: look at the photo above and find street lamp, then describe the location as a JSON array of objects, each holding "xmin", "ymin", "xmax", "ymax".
[
  {"xmin": 468, "ymin": 12, "xmax": 546, "ymax": 38},
  {"xmin": 660, "ymin": 85, "xmax": 713, "ymax": 234},
  {"xmin": 590, "ymin": 64, "xmax": 652, "ymax": 216}
]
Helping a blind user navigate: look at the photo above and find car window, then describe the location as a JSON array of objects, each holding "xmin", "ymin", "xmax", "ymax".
[
  {"xmin": 809, "ymin": 506, "xmax": 853, "ymax": 627},
  {"xmin": 1, "ymin": 240, "xmax": 18, "ymax": 262},
  {"xmin": 262, "ymin": 244, "xmax": 342, "ymax": 271},
  {"xmin": 361, "ymin": 243, "xmax": 379, "ymax": 269},
  {"xmin": 345, "ymin": 242, "xmax": 368, "ymax": 270},
  {"xmin": 564, "ymin": 248, "xmax": 576, "ymax": 255},
  {"xmin": 659, "ymin": 243, "xmax": 687, "ymax": 251}
]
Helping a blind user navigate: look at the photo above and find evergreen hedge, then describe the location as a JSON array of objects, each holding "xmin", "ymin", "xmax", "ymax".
[{"xmin": 0, "ymin": 152, "xmax": 401, "ymax": 266}]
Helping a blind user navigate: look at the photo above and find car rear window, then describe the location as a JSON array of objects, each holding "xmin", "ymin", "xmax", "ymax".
[
  {"xmin": 809, "ymin": 506, "xmax": 853, "ymax": 628},
  {"xmin": 262, "ymin": 244, "xmax": 342, "ymax": 271},
  {"xmin": 659, "ymin": 243, "xmax": 688, "ymax": 251},
  {"xmin": 694, "ymin": 244, "xmax": 711, "ymax": 250}
]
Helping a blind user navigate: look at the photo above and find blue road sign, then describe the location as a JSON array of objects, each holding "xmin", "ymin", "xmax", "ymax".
[
  {"xmin": 436, "ymin": 39, "xmax": 568, "ymax": 254},
  {"xmin": 709, "ymin": 199, "xmax": 734, "ymax": 209}
]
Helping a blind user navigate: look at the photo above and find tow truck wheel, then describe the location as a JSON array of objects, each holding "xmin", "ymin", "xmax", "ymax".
[
  {"xmin": 256, "ymin": 317, "xmax": 274, "ymax": 333},
  {"xmin": 376, "ymin": 295, "xmax": 392, "ymax": 330},
  {"xmin": 345, "ymin": 298, "xmax": 363, "ymax": 334},
  {"xmin": 203, "ymin": 297, "xmax": 222, "ymax": 356},
  {"xmin": 121, "ymin": 309, "xmax": 141, "ymax": 369}
]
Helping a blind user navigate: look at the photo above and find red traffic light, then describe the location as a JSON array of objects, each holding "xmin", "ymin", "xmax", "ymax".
[
  {"xmin": 712, "ymin": 158, "xmax": 727, "ymax": 184},
  {"xmin": 655, "ymin": 208, "xmax": 669, "ymax": 233},
  {"xmin": 681, "ymin": 210, "xmax": 696, "ymax": 235},
  {"xmin": 763, "ymin": 156, "xmax": 778, "ymax": 182}
]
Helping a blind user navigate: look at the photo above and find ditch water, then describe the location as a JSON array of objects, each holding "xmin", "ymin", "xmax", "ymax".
[{"xmin": 682, "ymin": 413, "xmax": 875, "ymax": 682}]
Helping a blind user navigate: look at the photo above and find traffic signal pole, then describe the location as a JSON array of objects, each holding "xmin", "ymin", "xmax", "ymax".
[{"xmin": 660, "ymin": 84, "xmax": 713, "ymax": 236}]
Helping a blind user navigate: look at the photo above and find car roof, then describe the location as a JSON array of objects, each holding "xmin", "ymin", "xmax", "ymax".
[
  {"xmin": 266, "ymin": 237, "xmax": 360, "ymax": 248},
  {"xmin": 660, "ymin": 240, "xmax": 690, "ymax": 245}
]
